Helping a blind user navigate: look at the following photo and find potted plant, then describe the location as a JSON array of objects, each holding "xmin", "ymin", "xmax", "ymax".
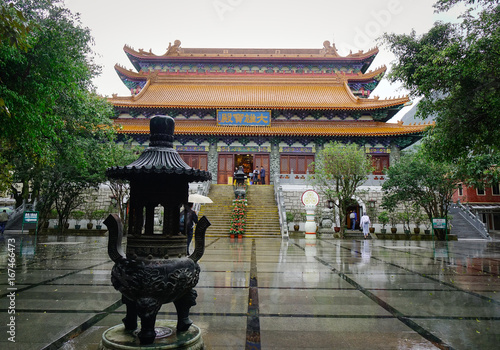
[
  {"xmin": 295, "ymin": 211, "xmax": 307, "ymax": 231},
  {"xmin": 423, "ymin": 216, "xmax": 431, "ymax": 235},
  {"xmin": 378, "ymin": 211, "xmax": 389, "ymax": 234},
  {"xmin": 389, "ymin": 211, "xmax": 398, "ymax": 234},
  {"xmin": 93, "ymin": 209, "xmax": 108, "ymax": 230},
  {"xmin": 398, "ymin": 211, "xmax": 411, "ymax": 235},
  {"xmin": 71, "ymin": 210, "xmax": 85, "ymax": 229},
  {"xmin": 412, "ymin": 207, "xmax": 423, "ymax": 234},
  {"xmin": 367, "ymin": 206, "xmax": 377, "ymax": 233},
  {"xmin": 288, "ymin": 211, "xmax": 300, "ymax": 231},
  {"xmin": 83, "ymin": 198, "xmax": 97, "ymax": 229}
]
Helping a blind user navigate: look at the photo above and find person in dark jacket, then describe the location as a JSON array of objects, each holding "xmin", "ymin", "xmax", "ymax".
[
  {"xmin": 180, "ymin": 203, "xmax": 198, "ymax": 254},
  {"xmin": 260, "ymin": 166, "xmax": 266, "ymax": 185}
]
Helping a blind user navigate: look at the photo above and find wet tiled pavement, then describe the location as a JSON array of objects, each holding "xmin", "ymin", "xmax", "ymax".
[{"xmin": 1, "ymin": 233, "xmax": 500, "ymax": 349}]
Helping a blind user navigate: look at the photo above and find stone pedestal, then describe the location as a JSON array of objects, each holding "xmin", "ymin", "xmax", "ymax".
[
  {"xmin": 99, "ymin": 320, "xmax": 203, "ymax": 350},
  {"xmin": 304, "ymin": 205, "xmax": 317, "ymax": 240}
]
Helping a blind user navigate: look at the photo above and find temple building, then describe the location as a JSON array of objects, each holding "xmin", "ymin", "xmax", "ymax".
[{"xmin": 108, "ymin": 40, "xmax": 429, "ymax": 184}]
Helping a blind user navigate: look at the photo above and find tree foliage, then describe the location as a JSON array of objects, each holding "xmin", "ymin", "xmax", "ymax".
[
  {"xmin": 0, "ymin": 0, "xmax": 112, "ymax": 173},
  {"xmin": 105, "ymin": 142, "xmax": 142, "ymax": 230},
  {"xmin": 381, "ymin": 150, "xmax": 458, "ymax": 240},
  {"xmin": 311, "ymin": 142, "xmax": 373, "ymax": 236},
  {"xmin": 0, "ymin": 0, "xmax": 117, "ymax": 231},
  {"xmin": 0, "ymin": 1, "xmax": 30, "ymax": 50},
  {"xmin": 382, "ymin": 0, "xmax": 500, "ymax": 186}
]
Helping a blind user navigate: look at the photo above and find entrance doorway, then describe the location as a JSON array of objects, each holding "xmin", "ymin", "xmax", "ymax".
[
  {"xmin": 234, "ymin": 154, "xmax": 253, "ymax": 174},
  {"xmin": 347, "ymin": 203, "xmax": 361, "ymax": 230},
  {"xmin": 217, "ymin": 153, "xmax": 270, "ymax": 184}
]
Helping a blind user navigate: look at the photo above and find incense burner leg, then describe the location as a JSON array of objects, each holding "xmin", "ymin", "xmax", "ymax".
[
  {"xmin": 174, "ymin": 289, "xmax": 198, "ymax": 332},
  {"xmin": 121, "ymin": 296, "xmax": 138, "ymax": 332},
  {"xmin": 136, "ymin": 298, "xmax": 161, "ymax": 345}
]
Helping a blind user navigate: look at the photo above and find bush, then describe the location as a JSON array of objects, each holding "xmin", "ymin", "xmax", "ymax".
[
  {"xmin": 93, "ymin": 209, "xmax": 108, "ymax": 224},
  {"xmin": 71, "ymin": 210, "xmax": 85, "ymax": 224},
  {"xmin": 378, "ymin": 211, "xmax": 389, "ymax": 229}
]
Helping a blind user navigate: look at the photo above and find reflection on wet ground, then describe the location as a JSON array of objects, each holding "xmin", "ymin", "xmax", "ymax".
[{"xmin": 0, "ymin": 233, "xmax": 499, "ymax": 349}]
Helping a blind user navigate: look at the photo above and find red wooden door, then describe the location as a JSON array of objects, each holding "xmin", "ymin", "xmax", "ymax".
[
  {"xmin": 253, "ymin": 154, "xmax": 270, "ymax": 184},
  {"xmin": 218, "ymin": 154, "xmax": 234, "ymax": 184}
]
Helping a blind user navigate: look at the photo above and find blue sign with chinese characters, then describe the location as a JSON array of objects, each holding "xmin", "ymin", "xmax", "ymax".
[{"xmin": 217, "ymin": 110, "xmax": 271, "ymax": 126}]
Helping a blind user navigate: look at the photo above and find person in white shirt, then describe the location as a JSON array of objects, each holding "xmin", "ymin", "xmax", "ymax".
[{"xmin": 359, "ymin": 212, "xmax": 371, "ymax": 239}]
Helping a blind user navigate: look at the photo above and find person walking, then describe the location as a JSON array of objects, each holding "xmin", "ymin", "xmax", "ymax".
[
  {"xmin": 349, "ymin": 210, "xmax": 357, "ymax": 230},
  {"xmin": 180, "ymin": 203, "xmax": 198, "ymax": 255},
  {"xmin": 260, "ymin": 166, "xmax": 266, "ymax": 185},
  {"xmin": 0, "ymin": 209, "xmax": 9, "ymax": 235},
  {"xmin": 360, "ymin": 212, "xmax": 371, "ymax": 239}
]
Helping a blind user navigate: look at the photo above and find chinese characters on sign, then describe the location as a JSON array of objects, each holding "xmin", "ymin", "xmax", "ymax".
[
  {"xmin": 432, "ymin": 218, "xmax": 446, "ymax": 229},
  {"xmin": 23, "ymin": 211, "xmax": 39, "ymax": 223},
  {"xmin": 217, "ymin": 110, "xmax": 271, "ymax": 126}
]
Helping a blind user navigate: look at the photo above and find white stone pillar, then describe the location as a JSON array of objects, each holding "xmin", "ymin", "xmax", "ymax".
[{"xmin": 304, "ymin": 205, "xmax": 317, "ymax": 240}]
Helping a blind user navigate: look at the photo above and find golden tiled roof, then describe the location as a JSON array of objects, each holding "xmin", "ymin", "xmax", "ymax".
[
  {"xmin": 109, "ymin": 76, "xmax": 408, "ymax": 110},
  {"xmin": 113, "ymin": 64, "xmax": 386, "ymax": 82},
  {"xmin": 114, "ymin": 119, "xmax": 429, "ymax": 137},
  {"xmin": 123, "ymin": 42, "xmax": 379, "ymax": 60}
]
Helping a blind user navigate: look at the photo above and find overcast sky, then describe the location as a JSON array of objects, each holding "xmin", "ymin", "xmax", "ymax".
[{"xmin": 64, "ymin": 0, "xmax": 463, "ymax": 119}]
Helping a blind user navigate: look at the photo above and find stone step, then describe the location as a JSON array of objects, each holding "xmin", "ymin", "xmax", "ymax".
[{"xmin": 199, "ymin": 184, "xmax": 282, "ymax": 237}]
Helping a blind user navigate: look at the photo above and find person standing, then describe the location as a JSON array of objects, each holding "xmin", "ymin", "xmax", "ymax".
[
  {"xmin": 248, "ymin": 170, "xmax": 254, "ymax": 184},
  {"xmin": 0, "ymin": 210, "xmax": 9, "ymax": 235},
  {"xmin": 349, "ymin": 210, "xmax": 357, "ymax": 230},
  {"xmin": 180, "ymin": 203, "xmax": 198, "ymax": 254},
  {"xmin": 360, "ymin": 212, "xmax": 371, "ymax": 239},
  {"xmin": 260, "ymin": 166, "xmax": 266, "ymax": 185},
  {"xmin": 253, "ymin": 168, "xmax": 260, "ymax": 185}
]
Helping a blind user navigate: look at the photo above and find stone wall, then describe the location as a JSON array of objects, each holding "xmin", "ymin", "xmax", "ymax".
[{"xmin": 279, "ymin": 185, "xmax": 427, "ymax": 232}]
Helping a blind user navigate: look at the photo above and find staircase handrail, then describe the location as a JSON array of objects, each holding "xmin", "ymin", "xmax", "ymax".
[
  {"xmin": 454, "ymin": 201, "xmax": 490, "ymax": 240},
  {"xmin": 5, "ymin": 201, "xmax": 28, "ymax": 229},
  {"xmin": 274, "ymin": 174, "xmax": 289, "ymax": 238}
]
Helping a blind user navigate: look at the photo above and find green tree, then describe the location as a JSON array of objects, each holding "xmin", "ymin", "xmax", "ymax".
[
  {"xmin": 311, "ymin": 142, "xmax": 373, "ymax": 237},
  {"xmin": 382, "ymin": 0, "xmax": 500, "ymax": 186},
  {"xmin": 381, "ymin": 150, "xmax": 458, "ymax": 240},
  {"xmin": 0, "ymin": 1, "xmax": 31, "ymax": 192},
  {"xmin": 1, "ymin": 0, "xmax": 116, "ymax": 222},
  {"xmin": 0, "ymin": 0, "xmax": 114, "ymax": 194}
]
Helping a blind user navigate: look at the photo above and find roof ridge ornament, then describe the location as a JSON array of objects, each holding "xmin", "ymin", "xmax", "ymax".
[
  {"xmin": 321, "ymin": 40, "xmax": 339, "ymax": 57},
  {"xmin": 166, "ymin": 39, "xmax": 182, "ymax": 55},
  {"xmin": 138, "ymin": 48, "xmax": 154, "ymax": 55}
]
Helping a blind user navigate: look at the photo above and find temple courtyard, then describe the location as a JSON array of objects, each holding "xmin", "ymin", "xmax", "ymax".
[{"xmin": 1, "ymin": 232, "xmax": 500, "ymax": 349}]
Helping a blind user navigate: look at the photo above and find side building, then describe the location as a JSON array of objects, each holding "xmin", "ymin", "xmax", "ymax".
[{"xmin": 108, "ymin": 40, "xmax": 428, "ymax": 185}]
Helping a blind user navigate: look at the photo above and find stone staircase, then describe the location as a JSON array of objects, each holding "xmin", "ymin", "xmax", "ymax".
[
  {"xmin": 449, "ymin": 205, "xmax": 489, "ymax": 239},
  {"xmin": 198, "ymin": 185, "xmax": 234, "ymax": 237},
  {"xmin": 245, "ymin": 185, "xmax": 281, "ymax": 236},
  {"xmin": 198, "ymin": 184, "xmax": 282, "ymax": 237}
]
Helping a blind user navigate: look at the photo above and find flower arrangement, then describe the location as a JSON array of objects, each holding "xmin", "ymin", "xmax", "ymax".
[{"xmin": 229, "ymin": 199, "xmax": 247, "ymax": 236}]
